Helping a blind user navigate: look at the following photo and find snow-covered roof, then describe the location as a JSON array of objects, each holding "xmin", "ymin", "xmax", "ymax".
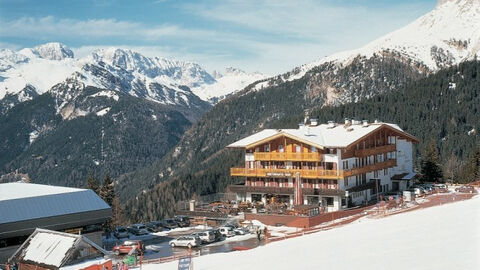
[
  {"xmin": 0, "ymin": 182, "xmax": 110, "ymax": 225},
  {"xmin": 227, "ymin": 122, "xmax": 417, "ymax": 149},
  {"xmin": 11, "ymin": 228, "xmax": 109, "ymax": 268},
  {"xmin": 228, "ymin": 129, "xmax": 280, "ymax": 148},
  {"xmin": 0, "ymin": 182, "xmax": 83, "ymax": 201},
  {"xmin": 22, "ymin": 230, "xmax": 77, "ymax": 267}
]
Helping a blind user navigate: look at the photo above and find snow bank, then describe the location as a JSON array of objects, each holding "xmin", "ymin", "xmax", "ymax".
[{"xmin": 141, "ymin": 195, "xmax": 480, "ymax": 270}]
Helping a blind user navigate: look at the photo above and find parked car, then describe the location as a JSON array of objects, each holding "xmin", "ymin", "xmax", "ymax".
[
  {"xmin": 455, "ymin": 186, "xmax": 475, "ymax": 193},
  {"xmin": 211, "ymin": 229, "xmax": 223, "ymax": 242},
  {"xmin": 434, "ymin": 183, "xmax": 447, "ymax": 190},
  {"xmin": 412, "ymin": 186, "xmax": 425, "ymax": 196},
  {"xmin": 146, "ymin": 221, "xmax": 169, "ymax": 232},
  {"xmin": 233, "ymin": 227, "xmax": 249, "ymax": 235},
  {"xmin": 174, "ymin": 215, "xmax": 191, "ymax": 227},
  {"xmin": 218, "ymin": 227, "xmax": 235, "ymax": 237},
  {"xmin": 113, "ymin": 226, "xmax": 129, "ymax": 239},
  {"xmin": 194, "ymin": 230, "xmax": 215, "ymax": 243},
  {"xmin": 162, "ymin": 218, "xmax": 179, "ymax": 229},
  {"xmin": 127, "ymin": 224, "xmax": 149, "ymax": 236},
  {"xmin": 112, "ymin": 240, "xmax": 144, "ymax": 256},
  {"xmin": 169, "ymin": 235, "xmax": 201, "ymax": 248}
]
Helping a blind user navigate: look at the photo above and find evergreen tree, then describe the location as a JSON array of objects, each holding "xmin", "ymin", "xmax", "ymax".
[
  {"xmin": 99, "ymin": 175, "xmax": 114, "ymax": 206},
  {"xmin": 111, "ymin": 195, "xmax": 124, "ymax": 227},
  {"xmin": 86, "ymin": 174, "xmax": 100, "ymax": 194},
  {"xmin": 421, "ymin": 139, "xmax": 443, "ymax": 182},
  {"xmin": 463, "ymin": 145, "xmax": 480, "ymax": 183},
  {"xmin": 99, "ymin": 175, "xmax": 115, "ymax": 231}
]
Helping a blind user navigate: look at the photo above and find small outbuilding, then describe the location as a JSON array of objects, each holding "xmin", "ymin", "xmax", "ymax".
[{"xmin": 8, "ymin": 228, "xmax": 112, "ymax": 270}]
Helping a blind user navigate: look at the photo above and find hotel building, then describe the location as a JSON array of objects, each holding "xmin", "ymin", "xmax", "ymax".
[{"xmin": 227, "ymin": 119, "xmax": 419, "ymax": 212}]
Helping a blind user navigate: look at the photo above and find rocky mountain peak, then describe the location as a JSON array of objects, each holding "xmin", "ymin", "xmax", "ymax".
[{"xmin": 23, "ymin": 42, "xmax": 74, "ymax": 60}]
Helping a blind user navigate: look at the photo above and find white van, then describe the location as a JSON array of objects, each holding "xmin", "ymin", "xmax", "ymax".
[{"xmin": 194, "ymin": 231, "xmax": 215, "ymax": 243}]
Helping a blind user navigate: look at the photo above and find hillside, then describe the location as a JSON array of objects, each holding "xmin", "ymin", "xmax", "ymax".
[
  {"xmin": 251, "ymin": 0, "xmax": 480, "ymax": 96},
  {"xmin": 122, "ymin": 60, "xmax": 480, "ymax": 222},
  {"xmin": 0, "ymin": 83, "xmax": 193, "ymax": 187}
]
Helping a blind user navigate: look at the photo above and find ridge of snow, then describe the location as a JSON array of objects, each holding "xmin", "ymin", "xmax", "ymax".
[
  {"xmin": 254, "ymin": 0, "xmax": 480, "ymax": 90},
  {"xmin": 192, "ymin": 67, "xmax": 267, "ymax": 102}
]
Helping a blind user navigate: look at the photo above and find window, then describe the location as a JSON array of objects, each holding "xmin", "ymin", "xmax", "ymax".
[
  {"xmin": 325, "ymin": 197, "xmax": 334, "ymax": 206},
  {"xmin": 278, "ymin": 144, "xmax": 284, "ymax": 152},
  {"xmin": 264, "ymin": 145, "xmax": 270, "ymax": 152},
  {"xmin": 311, "ymin": 146, "xmax": 317, "ymax": 153},
  {"xmin": 343, "ymin": 160, "xmax": 349, "ymax": 170},
  {"xmin": 296, "ymin": 145, "xmax": 302, "ymax": 153},
  {"xmin": 374, "ymin": 171, "xmax": 379, "ymax": 178},
  {"xmin": 345, "ymin": 178, "xmax": 349, "ymax": 186},
  {"xmin": 384, "ymin": 168, "xmax": 388, "ymax": 175}
]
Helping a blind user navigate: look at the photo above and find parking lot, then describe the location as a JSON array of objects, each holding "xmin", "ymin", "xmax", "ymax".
[{"xmin": 103, "ymin": 225, "xmax": 265, "ymax": 262}]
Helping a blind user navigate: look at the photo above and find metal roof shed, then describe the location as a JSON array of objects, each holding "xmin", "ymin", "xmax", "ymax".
[{"xmin": 0, "ymin": 183, "xmax": 111, "ymax": 240}]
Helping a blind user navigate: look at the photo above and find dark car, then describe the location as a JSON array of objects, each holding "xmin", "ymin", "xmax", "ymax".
[
  {"xmin": 174, "ymin": 215, "xmax": 190, "ymax": 227},
  {"xmin": 162, "ymin": 218, "xmax": 179, "ymax": 229},
  {"xmin": 211, "ymin": 229, "xmax": 224, "ymax": 242},
  {"xmin": 146, "ymin": 221, "xmax": 169, "ymax": 232},
  {"xmin": 127, "ymin": 224, "xmax": 149, "ymax": 236},
  {"xmin": 113, "ymin": 226, "xmax": 130, "ymax": 239}
]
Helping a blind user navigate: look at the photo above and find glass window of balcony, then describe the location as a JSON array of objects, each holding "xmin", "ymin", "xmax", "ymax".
[{"xmin": 278, "ymin": 144, "xmax": 284, "ymax": 152}]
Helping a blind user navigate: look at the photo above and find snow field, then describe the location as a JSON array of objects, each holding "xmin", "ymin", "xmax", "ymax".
[{"xmin": 139, "ymin": 194, "xmax": 480, "ymax": 270}]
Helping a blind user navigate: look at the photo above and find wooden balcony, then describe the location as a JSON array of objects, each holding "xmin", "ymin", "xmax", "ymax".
[
  {"xmin": 344, "ymin": 159, "xmax": 397, "ymax": 177},
  {"xmin": 227, "ymin": 185, "xmax": 345, "ymax": 196},
  {"xmin": 253, "ymin": 152, "xmax": 322, "ymax": 161},
  {"xmin": 230, "ymin": 167, "xmax": 342, "ymax": 180},
  {"xmin": 354, "ymin": 144, "xmax": 396, "ymax": 157}
]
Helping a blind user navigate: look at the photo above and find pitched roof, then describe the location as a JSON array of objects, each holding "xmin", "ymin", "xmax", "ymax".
[
  {"xmin": 0, "ymin": 182, "xmax": 83, "ymax": 201},
  {"xmin": 227, "ymin": 122, "xmax": 418, "ymax": 149},
  {"xmin": 0, "ymin": 183, "xmax": 110, "ymax": 225},
  {"xmin": 10, "ymin": 228, "xmax": 109, "ymax": 268}
]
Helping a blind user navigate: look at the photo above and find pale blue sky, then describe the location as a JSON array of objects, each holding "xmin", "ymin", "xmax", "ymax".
[{"xmin": 0, "ymin": 0, "xmax": 437, "ymax": 74}]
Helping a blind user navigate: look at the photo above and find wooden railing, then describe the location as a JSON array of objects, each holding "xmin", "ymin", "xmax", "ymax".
[
  {"xmin": 344, "ymin": 159, "xmax": 397, "ymax": 177},
  {"xmin": 354, "ymin": 144, "xmax": 396, "ymax": 157},
  {"xmin": 254, "ymin": 152, "xmax": 322, "ymax": 161},
  {"xmin": 230, "ymin": 168, "xmax": 342, "ymax": 179},
  {"xmin": 231, "ymin": 159, "xmax": 397, "ymax": 179}
]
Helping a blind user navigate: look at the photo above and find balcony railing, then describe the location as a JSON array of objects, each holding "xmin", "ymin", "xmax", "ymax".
[
  {"xmin": 231, "ymin": 159, "xmax": 397, "ymax": 179},
  {"xmin": 253, "ymin": 152, "xmax": 322, "ymax": 161},
  {"xmin": 354, "ymin": 144, "xmax": 396, "ymax": 157},
  {"xmin": 230, "ymin": 168, "xmax": 343, "ymax": 179},
  {"xmin": 344, "ymin": 159, "xmax": 397, "ymax": 177}
]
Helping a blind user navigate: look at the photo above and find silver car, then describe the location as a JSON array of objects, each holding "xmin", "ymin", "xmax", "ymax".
[
  {"xmin": 169, "ymin": 235, "xmax": 201, "ymax": 248},
  {"xmin": 194, "ymin": 231, "xmax": 215, "ymax": 243}
]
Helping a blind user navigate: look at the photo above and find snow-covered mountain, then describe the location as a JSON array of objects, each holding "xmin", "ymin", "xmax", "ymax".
[
  {"xmin": 191, "ymin": 67, "xmax": 267, "ymax": 102},
  {"xmin": 0, "ymin": 43, "xmax": 265, "ymax": 109},
  {"xmin": 254, "ymin": 0, "xmax": 480, "ymax": 90}
]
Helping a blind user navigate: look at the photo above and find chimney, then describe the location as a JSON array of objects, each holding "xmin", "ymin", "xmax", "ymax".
[
  {"xmin": 298, "ymin": 123, "xmax": 305, "ymax": 130},
  {"xmin": 374, "ymin": 119, "xmax": 380, "ymax": 124},
  {"xmin": 310, "ymin": 118, "xmax": 318, "ymax": 126},
  {"xmin": 344, "ymin": 118, "xmax": 351, "ymax": 127},
  {"xmin": 362, "ymin": 120, "xmax": 369, "ymax": 127},
  {"xmin": 327, "ymin": 121, "xmax": 335, "ymax": 128}
]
